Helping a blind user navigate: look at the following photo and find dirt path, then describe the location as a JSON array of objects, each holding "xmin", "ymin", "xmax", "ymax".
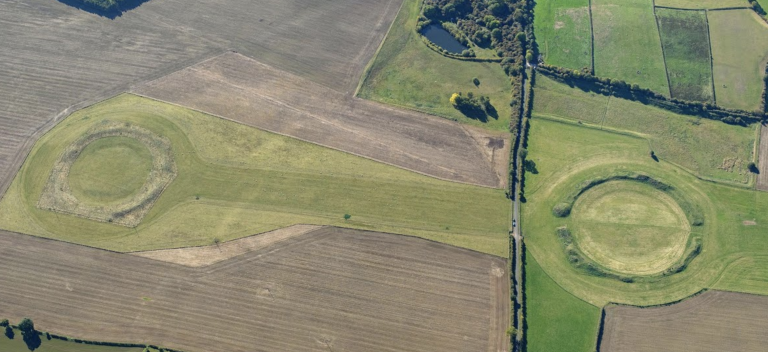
[{"xmin": 0, "ymin": 227, "xmax": 507, "ymax": 352}]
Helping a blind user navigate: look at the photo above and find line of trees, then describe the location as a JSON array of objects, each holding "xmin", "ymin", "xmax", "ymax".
[{"xmin": 537, "ymin": 64, "xmax": 767, "ymax": 125}]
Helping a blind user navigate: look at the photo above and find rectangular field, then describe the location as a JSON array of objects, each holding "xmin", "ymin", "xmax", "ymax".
[
  {"xmin": 600, "ymin": 291, "xmax": 768, "ymax": 352},
  {"xmin": 534, "ymin": 0, "xmax": 593, "ymax": 70},
  {"xmin": 0, "ymin": 330, "xmax": 145, "ymax": 352},
  {"xmin": 591, "ymin": 0, "xmax": 670, "ymax": 95},
  {"xmin": 534, "ymin": 75, "xmax": 756, "ymax": 183},
  {"xmin": 526, "ymin": 250, "xmax": 600, "ymax": 352},
  {"xmin": 655, "ymin": 0, "xmax": 750, "ymax": 9},
  {"xmin": 656, "ymin": 8, "xmax": 714, "ymax": 102},
  {"xmin": 0, "ymin": 227, "xmax": 509, "ymax": 352},
  {"xmin": 709, "ymin": 9, "xmax": 768, "ymax": 111},
  {"xmin": 757, "ymin": 125, "xmax": 768, "ymax": 190}
]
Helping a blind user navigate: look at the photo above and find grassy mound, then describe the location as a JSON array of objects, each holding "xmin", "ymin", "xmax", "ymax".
[
  {"xmin": 68, "ymin": 137, "xmax": 152, "ymax": 203},
  {"xmin": 0, "ymin": 94, "xmax": 509, "ymax": 255},
  {"xmin": 569, "ymin": 180, "xmax": 692, "ymax": 276}
]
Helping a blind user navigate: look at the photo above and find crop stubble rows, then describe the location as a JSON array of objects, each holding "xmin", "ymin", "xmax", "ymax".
[
  {"xmin": 600, "ymin": 291, "xmax": 768, "ymax": 352},
  {"xmin": 0, "ymin": 227, "xmax": 508, "ymax": 352}
]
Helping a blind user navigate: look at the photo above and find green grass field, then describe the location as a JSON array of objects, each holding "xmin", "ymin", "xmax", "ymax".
[
  {"xmin": 656, "ymin": 8, "xmax": 714, "ymax": 102},
  {"xmin": 522, "ymin": 115, "xmax": 768, "ymax": 306},
  {"xmin": 525, "ymin": 250, "xmax": 600, "ymax": 352},
  {"xmin": 591, "ymin": 0, "xmax": 670, "ymax": 95},
  {"xmin": 709, "ymin": 9, "xmax": 768, "ymax": 111},
  {"xmin": 0, "ymin": 329, "xmax": 145, "ymax": 352},
  {"xmin": 759, "ymin": 0, "xmax": 768, "ymax": 11},
  {"xmin": 357, "ymin": 0, "xmax": 513, "ymax": 131},
  {"xmin": 654, "ymin": 0, "xmax": 750, "ymax": 9},
  {"xmin": 534, "ymin": 0, "xmax": 593, "ymax": 70},
  {"xmin": 534, "ymin": 75, "xmax": 756, "ymax": 184},
  {"xmin": 0, "ymin": 94, "xmax": 509, "ymax": 256}
]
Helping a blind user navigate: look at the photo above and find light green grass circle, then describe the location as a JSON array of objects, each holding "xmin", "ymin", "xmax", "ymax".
[
  {"xmin": 570, "ymin": 181, "xmax": 691, "ymax": 275},
  {"xmin": 68, "ymin": 136, "xmax": 153, "ymax": 204}
]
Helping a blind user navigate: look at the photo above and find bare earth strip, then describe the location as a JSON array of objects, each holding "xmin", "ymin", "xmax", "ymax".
[
  {"xmin": 757, "ymin": 124, "xmax": 768, "ymax": 190},
  {"xmin": 0, "ymin": 227, "xmax": 508, "ymax": 352},
  {"xmin": 133, "ymin": 53, "xmax": 507, "ymax": 188},
  {"xmin": 600, "ymin": 291, "xmax": 768, "ymax": 352},
  {"xmin": 133, "ymin": 225, "xmax": 323, "ymax": 267},
  {"xmin": 0, "ymin": 0, "xmax": 403, "ymax": 198}
]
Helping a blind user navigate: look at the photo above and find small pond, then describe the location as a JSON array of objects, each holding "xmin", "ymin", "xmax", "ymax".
[{"xmin": 421, "ymin": 24, "xmax": 468, "ymax": 54}]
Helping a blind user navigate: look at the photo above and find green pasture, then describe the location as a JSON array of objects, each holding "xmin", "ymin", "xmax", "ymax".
[
  {"xmin": 534, "ymin": 75, "xmax": 756, "ymax": 184},
  {"xmin": 0, "ymin": 329, "xmax": 145, "ymax": 352},
  {"xmin": 521, "ymin": 116, "xmax": 768, "ymax": 306},
  {"xmin": 709, "ymin": 9, "xmax": 768, "ymax": 111},
  {"xmin": 591, "ymin": 0, "xmax": 670, "ymax": 95},
  {"xmin": 654, "ymin": 0, "xmax": 750, "ymax": 9},
  {"xmin": 358, "ymin": 0, "xmax": 513, "ymax": 131},
  {"xmin": 0, "ymin": 94, "xmax": 509, "ymax": 256},
  {"xmin": 525, "ymin": 250, "xmax": 600, "ymax": 352},
  {"xmin": 760, "ymin": 0, "xmax": 768, "ymax": 11},
  {"xmin": 656, "ymin": 8, "xmax": 714, "ymax": 102},
  {"xmin": 534, "ymin": 0, "xmax": 593, "ymax": 70}
]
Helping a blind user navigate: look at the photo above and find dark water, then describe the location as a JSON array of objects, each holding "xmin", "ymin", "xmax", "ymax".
[{"xmin": 421, "ymin": 24, "xmax": 468, "ymax": 54}]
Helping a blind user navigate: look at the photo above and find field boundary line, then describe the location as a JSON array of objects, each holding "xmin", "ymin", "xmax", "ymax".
[
  {"xmin": 128, "ymin": 92, "xmax": 503, "ymax": 190},
  {"xmin": 653, "ymin": 0, "xmax": 675, "ymax": 99},
  {"xmin": 588, "ymin": 0, "xmax": 596, "ymax": 73},
  {"xmin": 655, "ymin": 5, "xmax": 750, "ymax": 11},
  {"xmin": 704, "ymin": 9, "xmax": 718, "ymax": 105},
  {"xmin": 593, "ymin": 307, "xmax": 607, "ymax": 352},
  {"xmin": 353, "ymin": 0, "xmax": 406, "ymax": 97}
]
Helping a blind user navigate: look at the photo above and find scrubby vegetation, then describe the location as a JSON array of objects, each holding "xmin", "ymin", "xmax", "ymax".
[
  {"xmin": 450, "ymin": 92, "xmax": 498, "ymax": 120},
  {"xmin": 71, "ymin": 0, "xmax": 128, "ymax": 11}
]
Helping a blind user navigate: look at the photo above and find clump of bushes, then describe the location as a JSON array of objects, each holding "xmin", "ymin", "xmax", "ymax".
[
  {"xmin": 552, "ymin": 203, "xmax": 572, "ymax": 217},
  {"xmin": 450, "ymin": 92, "xmax": 497, "ymax": 121}
]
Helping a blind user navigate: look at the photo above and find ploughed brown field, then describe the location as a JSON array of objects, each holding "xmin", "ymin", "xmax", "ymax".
[
  {"xmin": 599, "ymin": 290, "xmax": 768, "ymax": 352},
  {"xmin": 0, "ymin": 227, "xmax": 509, "ymax": 352},
  {"xmin": 133, "ymin": 52, "xmax": 508, "ymax": 188},
  {"xmin": 0, "ymin": 0, "xmax": 402, "ymax": 195}
]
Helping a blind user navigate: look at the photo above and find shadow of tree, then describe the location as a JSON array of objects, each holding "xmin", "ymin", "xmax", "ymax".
[
  {"xmin": 56, "ymin": 0, "xmax": 152, "ymax": 19},
  {"xmin": 23, "ymin": 332, "xmax": 42, "ymax": 351}
]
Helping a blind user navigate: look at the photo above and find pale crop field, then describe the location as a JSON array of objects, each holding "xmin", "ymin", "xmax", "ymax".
[
  {"xmin": 709, "ymin": 9, "xmax": 768, "ymax": 111},
  {"xmin": 591, "ymin": 0, "xmax": 670, "ymax": 95},
  {"xmin": 534, "ymin": 0, "xmax": 593, "ymax": 70},
  {"xmin": 654, "ymin": 0, "xmax": 750, "ymax": 9}
]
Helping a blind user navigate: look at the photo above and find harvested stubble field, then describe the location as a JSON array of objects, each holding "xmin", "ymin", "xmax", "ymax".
[
  {"xmin": 0, "ymin": 94, "xmax": 509, "ymax": 255},
  {"xmin": 0, "ymin": 0, "xmax": 402, "ymax": 197},
  {"xmin": 591, "ymin": 0, "xmax": 670, "ymax": 94},
  {"xmin": 534, "ymin": 0, "xmax": 593, "ymax": 70},
  {"xmin": 133, "ymin": 52, "xmax": 509, "ymax": 189},
  {"xmin": 654, "ymin": 0, "xmax": 750, "ymax": 9},
  {"xmin": 599, "ymin": 291, "xmax": 768, "ymax": 352},
  {"xmin": 0, "ymin": 227, "xmax": 509, "ymax": 352},
  {"xmin": 708, "ymin": 9, "xmax": 768, "ymax": 111},
  {"xmin": 656, "ymin": 8, "xmax": 714, "ymax": 102}
]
